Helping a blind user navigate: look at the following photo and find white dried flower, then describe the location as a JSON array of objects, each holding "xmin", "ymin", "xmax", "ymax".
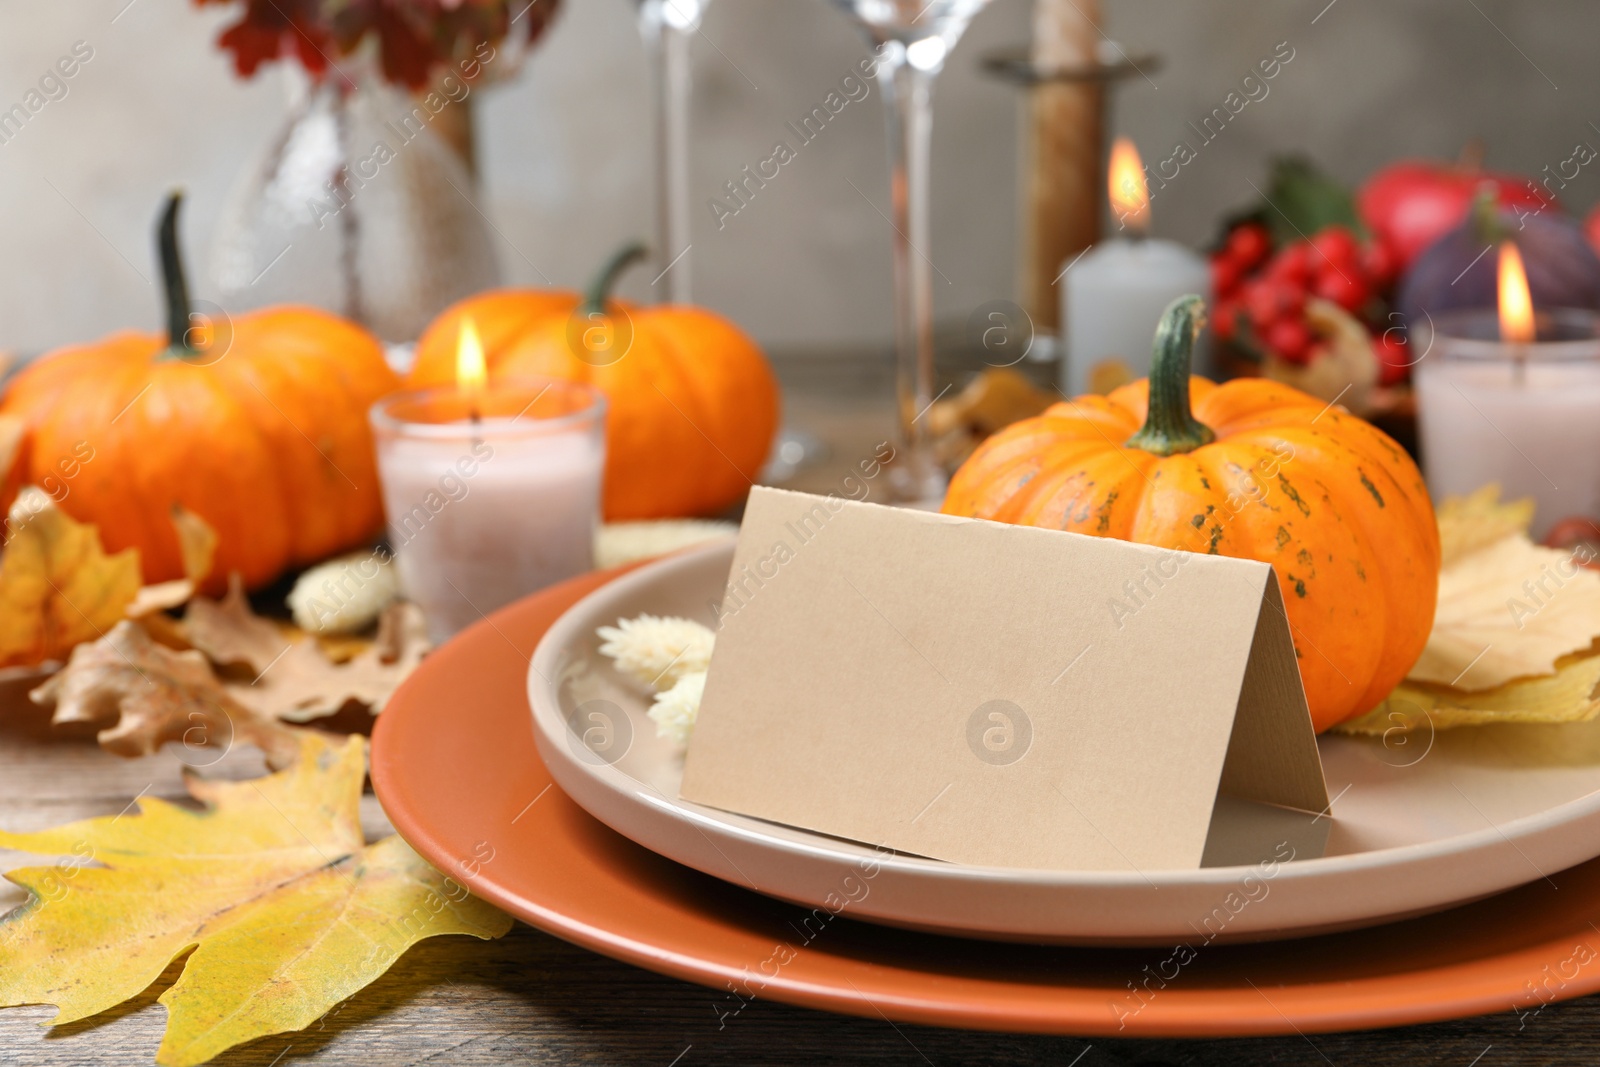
[
  {"xmin": 649, "ymin": 670, "xmax": 706, "ymax": 746},
  {"xmin": 288, "ymin": 550, "xmax": 399, "ymax": 634},
  {"xmin": 596, "ymin": 614, "xmax": 714, "ymax": 689},
  {"xmin": 595, "ymin": 520, "xmax": 736, "ymax": 570}
]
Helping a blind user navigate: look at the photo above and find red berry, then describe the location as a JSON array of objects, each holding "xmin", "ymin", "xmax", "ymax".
[
  {"xmin": 1373, "ymin": 331, "xmax": 1412, "ymax": 386},
  {"xmin": 1212, "ymin": 298, "xmax": 1241, "ymax": 341},
  {"xmin": 1310, "ymin": 225, "xmax": 1361, "ymax": 272},
  {"xmin": 1313, "ymin": 270, "xmax": 1370, "ymax": 313},
  {"xmin": 1226, "ymin": 223, "xmax": 1272, "ymax": 269},
  {"xmin": 1243, "ymin": 278, "xmax": 1305, "ymax": 329},
  {"xmin": 1265, "ymin": 317, "xmax": 1313, "ymax": 363},
  {"xmin": 1211, "ymin": 255, "xmax": 1242, "ymax": 298},
  {"xmin": 1361, "ymin": 240, "xmax": 1399, "ymax": 290},
  {"xmin": 1267, "ymin": 242, "xmax": 1314, "ymax": 287}
]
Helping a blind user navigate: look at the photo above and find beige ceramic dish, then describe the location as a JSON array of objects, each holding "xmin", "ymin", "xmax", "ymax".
[{"xmin": 528, "ymin": 539, "xmax": 1600, "ymax": 946}]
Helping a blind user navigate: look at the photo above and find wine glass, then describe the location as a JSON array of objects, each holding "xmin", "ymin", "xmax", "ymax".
[
  {"xmin": 635, "ymin": 0, "xmax": 705, "ymax": 304},
  {"xmin": 828, "ymin": 0, "xmax": 992, "ymax": 505}
]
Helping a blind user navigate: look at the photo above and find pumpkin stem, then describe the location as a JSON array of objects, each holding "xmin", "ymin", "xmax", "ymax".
[
  {"xmin": 581, "ymin": 242, "xmax": 649, "ymax": 317},
  {"xmin": 1124, "ymin": 295, "xmax": 1216, "ymax": 457},
  {"xmin": 158, "ymin": 191, "xmax": 196, "ymax": 356}
]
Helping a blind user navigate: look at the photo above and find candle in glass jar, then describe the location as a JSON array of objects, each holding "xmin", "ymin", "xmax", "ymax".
[
  {"xmin": 370, "ymin": 321, "xmax": 606, "ymax": 643},
  {"xmin": 1414, "ymin": 244, "xmax": 1600, "ymax": 539},
  {"xmin": 1062, "ymin": 137, "xmax": 1211, "ymax": 396}
]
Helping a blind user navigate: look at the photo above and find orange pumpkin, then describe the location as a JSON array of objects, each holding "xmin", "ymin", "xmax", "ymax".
[
  {"xmin": 409, "ymin": 244, "xmax": 779, "ymax": 520},
  {"xmin": 0, "ymin": 194, "xmax": 400, "ymax": 592},
  {"xmin": 943, "ymin": 295, "xmax": 1439, "ymax": 732}
]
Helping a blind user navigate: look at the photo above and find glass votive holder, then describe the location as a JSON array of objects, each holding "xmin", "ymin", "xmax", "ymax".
[
  {"xmin": 1414, "ymin": 307, "xmax": 1600, "ymax": 540},
  {"xmin": 370, "ymin": 378, "xmax": 606, "ymax": 644}
]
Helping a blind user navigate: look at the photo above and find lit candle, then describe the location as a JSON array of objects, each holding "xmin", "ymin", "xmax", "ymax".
[
  {"xmin": 1062, "ymin": 137, "xmax": 1212, "ymax": 396},
  {"xmin": 1415, "ymin": 243, "xmax": 1600, "ymax": 539},
  {"xmin": 370, "ymin": 319, "xmax": 607, "ymax": 643}
]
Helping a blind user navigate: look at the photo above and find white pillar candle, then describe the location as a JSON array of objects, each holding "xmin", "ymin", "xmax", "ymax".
[
  {"xmin": 371, "ymin": 379, "xmax": 606, "ymax": 644},
  {"xmin": 1061, "ymin": 137, "xmax": 1211, "ymax": 397},
  {"xmin": 1063, "ymin": 239, "xmax": 1212, "ymax": 395},
  {"xmin": 1415, "ymin": 308, "xmax": 1600, "ymax": 540}
]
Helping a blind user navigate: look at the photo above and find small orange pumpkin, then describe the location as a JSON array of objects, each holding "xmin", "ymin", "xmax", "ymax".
[
  {"xmin": 409, "ymin": 244, "xmax": 779, "ymax": 520},
  {"xmin": 0, "ymin": 194, "xmax": 400, "ymax": 592},
  {"xmin": 943, "ymin": 295, "xmax": 1439, "ymax": 732}
]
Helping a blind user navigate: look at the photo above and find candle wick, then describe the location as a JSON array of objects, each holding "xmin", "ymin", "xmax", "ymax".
[{"xmin": 469, "ymin": 406, "xmax": 482, "ymax": 450}]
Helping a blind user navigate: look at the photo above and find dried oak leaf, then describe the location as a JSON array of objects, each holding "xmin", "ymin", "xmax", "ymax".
[
  {"xmin": 1339, "ymin": 648, "xmax": 1600, "ymax": 734},
  {"xmin": 183, "ymin": 573, "xmax": 291, "ymax": 675},
  {"xmin": 185, "ymin": 578, "xmax": 428, "ymax": 721},
  {"xmin": 226, "ymin": 602, "xmax": 429, "ymax": 722},
  {"xmin": 1407, "ymin": 533, "xmax": 1600, "ymax": 691},
  {"xmin": 0, "ymin": 730, "xmax": 512, "ymax": 1067},
  {"xmin": 30, "ymin": 619, "xmax": 300, "ymax": 767},
  {"xmin": 0, "ymin": 487, "xmax": 141, "ymax": 669}
]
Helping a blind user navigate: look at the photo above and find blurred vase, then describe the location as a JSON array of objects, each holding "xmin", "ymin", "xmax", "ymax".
[{"xmin": 210, "ymin": 64, "xmax": 501, "ymax": 343}]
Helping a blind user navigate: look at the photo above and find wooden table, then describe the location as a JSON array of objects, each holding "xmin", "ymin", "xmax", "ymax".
[{"xmin": 2, "ymin": 356, "xmax": 1594, "ymax": 1066}]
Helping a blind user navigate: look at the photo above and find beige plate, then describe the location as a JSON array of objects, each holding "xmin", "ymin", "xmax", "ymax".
[{"xmin": 529, "ymin": 540, "xmax": 1600, "ymax": 946}]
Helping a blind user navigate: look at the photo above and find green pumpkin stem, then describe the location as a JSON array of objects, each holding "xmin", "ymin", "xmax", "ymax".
[
  {"xmin": 1125, "ymin": 294, "xmax": 1216, "ymax": 457},
  {"xmin": 158, "ymin": 191, "xmax": 196, "ymax": 357},
  {"xmin": 581, "ymin": 242, "xmax": 649, "ymax": 317}
]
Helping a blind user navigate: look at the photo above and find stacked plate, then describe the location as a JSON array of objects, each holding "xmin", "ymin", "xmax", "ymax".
[{"xmin": 371, "ymin": 541, "xmax": 1600, "ymax": 1035}]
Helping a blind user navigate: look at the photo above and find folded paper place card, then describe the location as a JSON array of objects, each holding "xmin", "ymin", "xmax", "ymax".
[{"xmin": 679, "ymin": 487, "xmax": 1329, "ymax": 873}]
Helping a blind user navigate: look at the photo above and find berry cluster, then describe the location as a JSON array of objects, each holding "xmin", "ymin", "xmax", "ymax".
[{"xmin": 1211, "ymin": 223, "xmax": 1410, "ymax": 384}]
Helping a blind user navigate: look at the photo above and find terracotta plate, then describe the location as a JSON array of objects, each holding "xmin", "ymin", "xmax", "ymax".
[{"xmin": 371, "ymin": 564, "xmax": 1600, "ymax": 1037}]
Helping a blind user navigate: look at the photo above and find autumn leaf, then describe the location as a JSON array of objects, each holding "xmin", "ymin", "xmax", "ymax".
[
  {"xmin": 0, "ymin": 730, "xmax": 512, "ymax": 1067},
  {"xmin": 183, "ymin": 573, "xmax": 290, "ymax": 674},
  {"xmin": 186, "ymin": 579, "xmax": 429, "ymax": 722},
  {"xmin": 1408, "ymin": 529, "xmax": 1600, "ymax": 691},
  {"xmin": 0, "ymin": 487, "xmax": 141, "ymax": 668},
  {"xmin": 1339, "ymin": 486, "xmax": 1600, "ymax": 735},
  {"xmin": 32, "ymin": 618, "xmax": 300, "ymax": 767},
  {"xmin": 1436, "ymin": 484, "xmax": 1536, "ymax": 567},
  {"xmin": 1341, "ymin": 649, "xmax": 1600, "ymax": 734},
  {"xmin": 127, "ymin": 506, "xmax": 220, "ymax": 618}
]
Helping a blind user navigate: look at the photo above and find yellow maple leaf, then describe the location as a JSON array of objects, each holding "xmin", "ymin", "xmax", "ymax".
[
  {"xmin": 1436, "ymin": 483, "xmax": 1536, "ymax": 567},
  {"xmin": 0, "ymin": 730, "xmax": 511, "ymax": 1066},
  {"xmin": 0, "ymin": 487, "xmax": 142, "ymax": 667},
  {"xmin": 1408, "ymin": 533, "xmax": 1600, "ymax": 691},
  {"xmin": 1340, "ymin": 649, "xmax": 1600, "ymax": 734}
]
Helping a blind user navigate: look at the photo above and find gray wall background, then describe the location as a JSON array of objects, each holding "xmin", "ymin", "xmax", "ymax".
[{"xmin": 0, "ymin": 1, "xmax": 1595, "ymax": 356}]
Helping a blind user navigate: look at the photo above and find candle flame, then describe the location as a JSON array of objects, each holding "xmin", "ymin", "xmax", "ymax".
[
  {"xmin": 1497, "ymin": 243, "xmax": 1535, "ymax": 344},
  {"xmin": 456, "ymin": 317, "xmax": 487, "ymax": 398},
  {"xmin": 1108, "ymin": 137, "xmax": 1150, "ymax": 235}
]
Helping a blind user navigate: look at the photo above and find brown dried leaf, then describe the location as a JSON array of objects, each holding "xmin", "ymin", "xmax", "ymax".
[
  {"xmin": 1437, "ymin": 484, "xmax": 1536, "ymax": 568},
  {"xmin": 927, "ymin": 369, "xmax": 1055, "ymax": 438},
  {"xmin": 126, "ymin": 506, "xmax": 220, "ymax": 618},
  {"xmin": 173, "ymin": 504, "xmax": 218, "ymax": 585},
  {"xmin": 184, "ymin": 573, "xmax": 293, "ymax": 675},
  {"xmin": 0, "ymin": 416, "xmax": 24, "ymax": 487},
  {"xmin": 226, "ymin": 603, "xmax": 429, "ymax": 723},
  {"xmin": 0, "ymin": 488, "xmax": 142, "ymax": 668},
  {"xmin": 30, "ymin": 619, "xmax": 300, "ymax": 767}
]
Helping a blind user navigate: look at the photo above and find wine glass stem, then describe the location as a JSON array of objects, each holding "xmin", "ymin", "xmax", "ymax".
[
  {"xmin": 876, "ymin": 51, "xmax": 945, "ymax": 504},
  {"xmin": 639, "ymin": 0, "xmax": 694, "ymax": 304}
]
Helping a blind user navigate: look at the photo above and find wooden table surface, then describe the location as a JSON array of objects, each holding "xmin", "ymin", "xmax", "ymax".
[{"xmin": 3, "ymin": 358, "xmax": 1596, "ymax": 1066}]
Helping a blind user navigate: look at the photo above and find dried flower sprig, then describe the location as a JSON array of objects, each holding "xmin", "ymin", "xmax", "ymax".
[{"xmin": 596, "ymin": 614, "xmax": 715, "ymax": 745}]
